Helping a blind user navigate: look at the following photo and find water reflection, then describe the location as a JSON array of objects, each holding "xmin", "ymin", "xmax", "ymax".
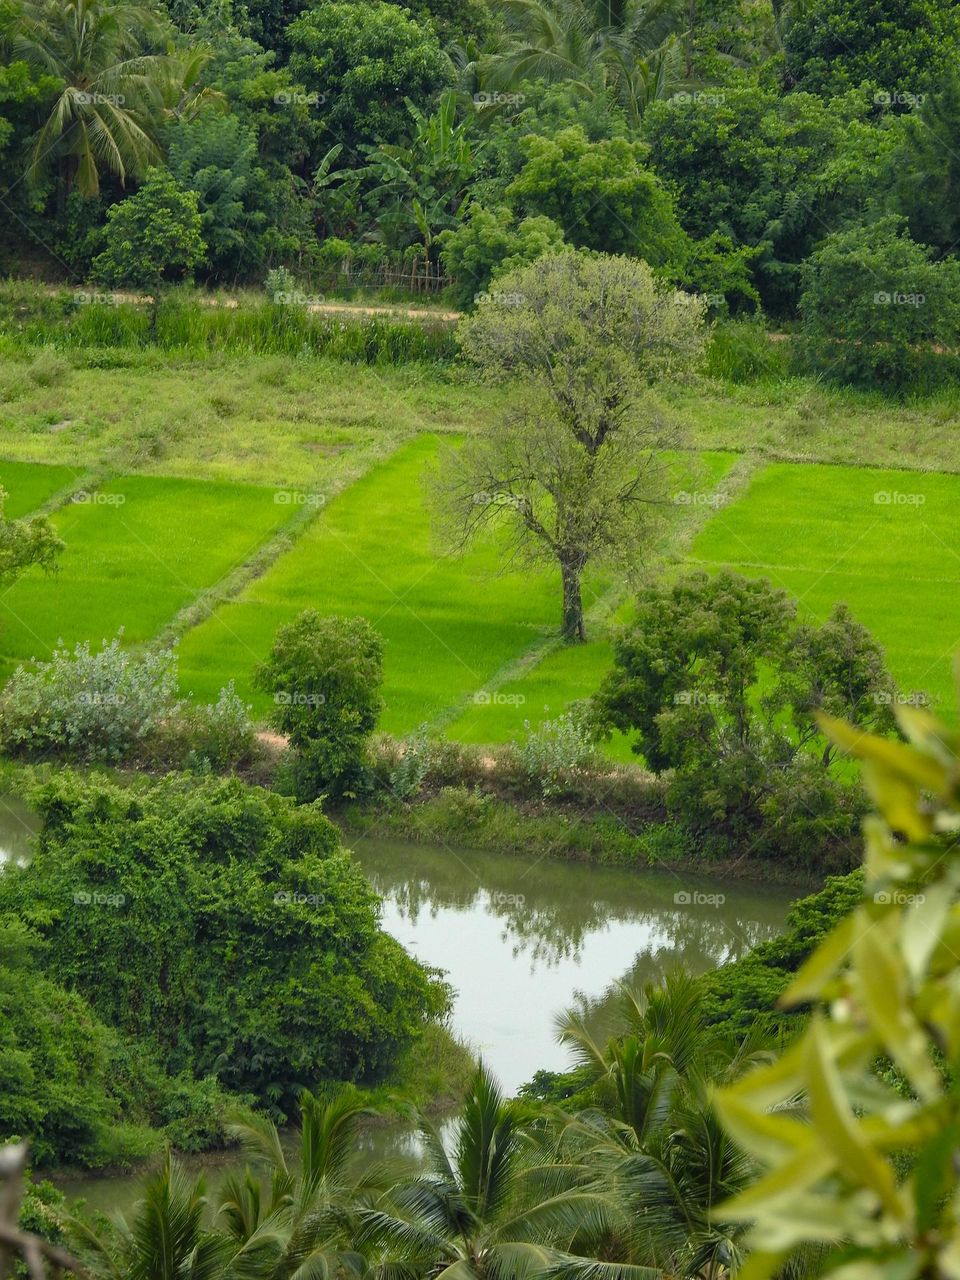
[
  {"xmin": 0, "ymin": 794, "xmax": 39, "ymax": 863},
  {"xmin": 349, "ymin": 837, "xmax": 793, "ymax": 1092}
]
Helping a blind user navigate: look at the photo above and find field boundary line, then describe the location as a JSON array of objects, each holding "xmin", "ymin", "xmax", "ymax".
[{"xmin": 152, "ymin": 438, "xmax": 414, "ymax": 652}]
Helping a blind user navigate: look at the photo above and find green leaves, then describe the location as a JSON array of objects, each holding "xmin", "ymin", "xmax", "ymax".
[{"xmin": 713, "ymin": 698, "xmax": 960, "ymax": 1274}]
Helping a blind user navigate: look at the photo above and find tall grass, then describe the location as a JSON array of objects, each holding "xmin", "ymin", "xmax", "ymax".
[{"xmin": 0, "ymin": 286, "xmax": 457, "ymax": 365}]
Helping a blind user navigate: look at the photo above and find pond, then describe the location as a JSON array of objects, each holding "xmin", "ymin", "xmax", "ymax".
[{"xmin": 0, "ymin": 803, "xmax": 795, "ymax": 1215}]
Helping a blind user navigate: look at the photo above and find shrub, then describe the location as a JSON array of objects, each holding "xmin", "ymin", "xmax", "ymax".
[
  {"xmin": 514, "ymin": 711, "xmax": 602, "ymax": 798},
  {"xmin": 0, "ymin": 772, "xmax": 448, "ymax": 1114},
  {"xmin": 0, "ymin": 633, "xmax": 181, "ymax": 763},
  {"xmin": 146, "ymin": 681, "xmax": 256, "ymax": 772},
  {"xmin": 439, "ymin": 205, "xmax": 566, "ymax": 309},
  {"xmin": 255, "ymin": 611, "xmax": 384, "ymax": 803}
]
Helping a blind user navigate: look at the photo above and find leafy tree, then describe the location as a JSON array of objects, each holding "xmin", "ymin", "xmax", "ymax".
[
  {"xmin": 713, "ymin": 693, "xmax": 960, "ymax": 1277},
  {"xmin": 92, "ymin": 166, "xmax": 206, "ymax": 289},
  {"xmin": 255, "ymin": 610, "xmax": 384, "ymax": 803},
  {"xmin": 594, "ymin": 571, "xmax": 897, "ymax": 861},
  {"xmin": 287, "ymin": 2, "xmax": 453, "ymax": 159},
  {"xmin": 798, "ymin": 215, "xmax": 960, "ymax": 390},
  {"xmin": 483, "ymin": 0, "xmax": 686, "ymax": 126},
  {"xmin": 888, "ymin": 64, "xmax": 960, "ymax": 256},
  {"xmin": 506, "ymin": 125, "xmax": 685, "ymax": 262},
  {"xmin": 9, "ymin": 0, "xmax": 186, "ymax": 204},
  {"xmin": 435, "ymin": 251, "xmax": 706, "ymax": 641},
  {"xmin": 439, "ymin": 203, "xmax": 566, "ymax": 308},
  {"xmin": 0, "ymin": 772, "xmax": 444, "ymax": 1113},
  {"xmin": 782, "ymin": 0, "xmax": 960, "ymax": 102},
  {"xmin": 642, "ymin": 81, "xmax": 897, "ymax": 312},
  {"xmin": 0, "ymin": 485, "xmax": 62, "ymax": 587},
  {"xmin": 167, "ymin": 108, "xmax": 279, "ymax": 280}
]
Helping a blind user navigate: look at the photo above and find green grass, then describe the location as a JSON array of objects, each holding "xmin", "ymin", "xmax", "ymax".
[
  {"xmin": 688, "ymin": 462, "xmax": 960, "ymax": 713},
  {"xmin": 0, "ymin": 474, "xmax": 292, "ymax": 678},
  {"xmin": 177, "ymin": 436, "xmax": 609, "ymax": 731},
  {"xmin": 0, "ymin": 460, "xmax": 78, "ymax": 517}
]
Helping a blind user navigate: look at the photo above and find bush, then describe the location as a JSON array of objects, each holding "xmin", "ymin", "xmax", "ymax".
[
  {"xmin": 0, "ymin": 772, "xmax": 448, "ymax": 1115},
  {"xmin": 0, "ymin": 633, "xmax": 180, "ymax": 763},
  {"xmin": 514, "ymin": 711, "xmax": 602, "ymax": 798},
  {"xmin": 704, "ymin": 317, "xmax": 792, "ymax": 383},
  {"xmin": 256, "ymin": 611, "xmax": 384, "ymax": 803},
  {"xmin": 145, "ymin": 681, "xmax": 257, "ymax": 772},
  {"xmin": 439, "ymin": 205, "xmax": 567, "ymax": 309}
]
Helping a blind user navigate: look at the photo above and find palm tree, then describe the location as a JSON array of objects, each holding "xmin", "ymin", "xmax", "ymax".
[
  {"xmin": 359, "ymin": 1065, "xmax": 618, "ymax": 1279},
  {"xmin": 69, "ymin": 1153, "xmax": 233, "ymax": 1280},
  {"xmin": 219, "ymin": 1086, "xmax": 399, "ymax": 1279},
  {"xmin": 481, "ymin": 0, "xmax": 685, "ymax": 125},
  {"xmin": 547, "ymin": 973, "xmax": 770, "ymax": 1279},
  {"xmin": 10, "ymin": 0, "xmax": 203, "ymax": 204}
]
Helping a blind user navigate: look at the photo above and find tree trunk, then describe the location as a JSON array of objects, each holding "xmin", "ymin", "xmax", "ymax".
[{"xmin": 560, "ymin": 557, "xmax": 586, "ymax": 642}]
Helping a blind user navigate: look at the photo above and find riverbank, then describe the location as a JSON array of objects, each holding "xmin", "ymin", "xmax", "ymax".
[{"xmin": 339, "ymin": 790, "xmax": 834, "ymax": 887}]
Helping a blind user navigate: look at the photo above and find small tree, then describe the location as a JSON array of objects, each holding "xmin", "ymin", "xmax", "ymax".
[
  {"xmin": 434, "ymin": 251, "xmax": 707, "ymax": 642},
  {"xmin": 92, "ymin": 167, "xmax": 207, "ymax": 292},
  {"xmin": 594, "ymin": 572, "xmax": 899, "ymax": 858},
  {"xmin": 255, "ymin": 610, "xmax": 384, "ymax": 802},
  {"xmin": 0, "ymin": 487, "xmax": 62, "ymax": 586}
]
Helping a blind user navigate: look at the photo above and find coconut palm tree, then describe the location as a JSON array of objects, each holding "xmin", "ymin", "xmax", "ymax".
[
  {"xmin": 358, "ymin": 1065, "xmax": 619, "ymax": 1279},
  {"xmin": 69, "ymin": 1153, "xmax": 233, "ymax": 1280},
  {"xmin": 546, "ymin": 973, "xmax": 770, "ymax": 1279},
  {"xmin": 219, "ymin": 1086, "xmax": 402, "ymax": 1280},
  {"xmin": 481, "ymin": 0, "xmax": 686, "ymax": 124},
  {"xmin": 10, "ymin": 0, "xmax": 203, "ymax": 203}
]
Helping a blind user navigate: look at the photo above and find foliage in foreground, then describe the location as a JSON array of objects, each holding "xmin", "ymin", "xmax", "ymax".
[{"xmin": 713, "ymin": 694, "xmax": 960, "ymax": 1275}]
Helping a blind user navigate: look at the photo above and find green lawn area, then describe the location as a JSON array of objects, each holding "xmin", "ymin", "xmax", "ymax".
[
  {"xmin": 0, "ymin": 460, "xmax": 78, "ymax": 517},
  {"xmin": 177, "ymin": 435, "xmax": 608, "ymax": 731},
  {"xmin": 0, "ymin": 474, "xmax": 291, "ymax": 678},
  {"xmin": 688, "ymin": 462, "xmax": 960, "ymax": 714}
]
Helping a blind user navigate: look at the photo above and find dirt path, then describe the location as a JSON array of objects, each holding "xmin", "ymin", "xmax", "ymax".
[{"xmin": 67, "ymin": 286, "xmax": 461, "ymax": 324}]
